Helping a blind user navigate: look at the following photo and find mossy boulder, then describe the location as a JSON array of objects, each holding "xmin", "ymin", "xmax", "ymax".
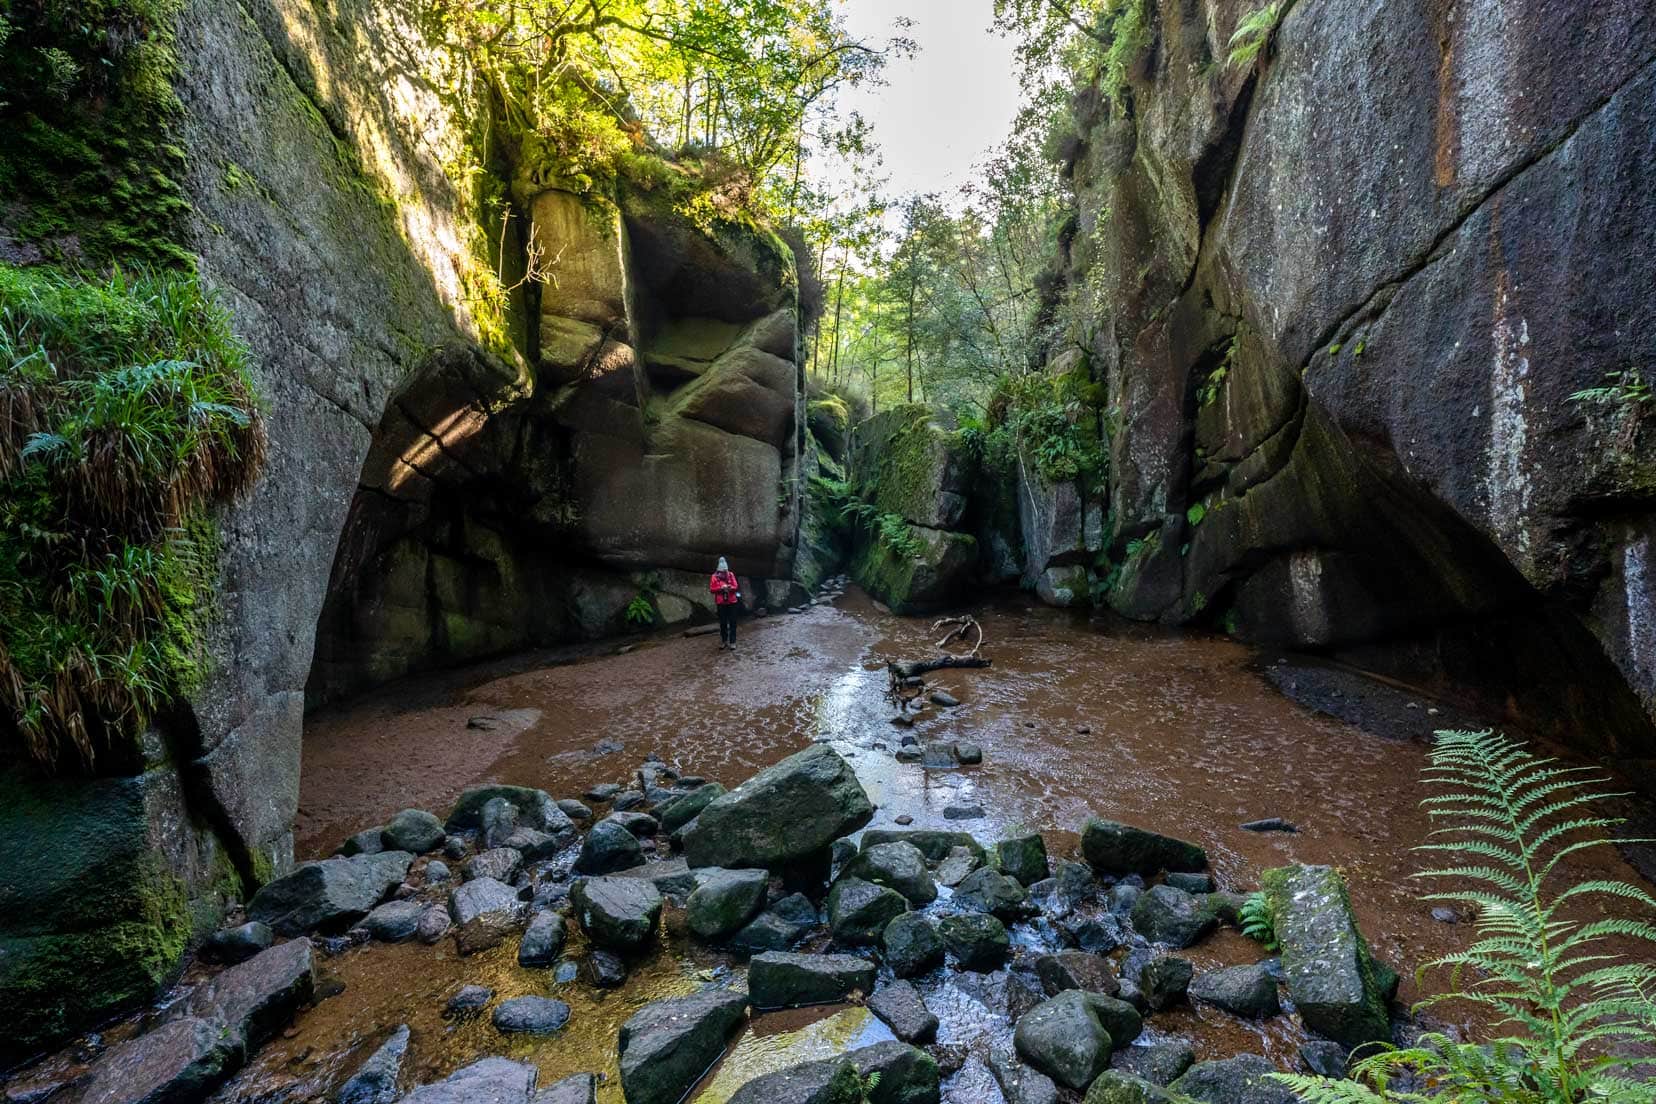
[
  {"xmin": 849, "ymin": 406, "xmax": 972, "ymax": 529},
  {"xmin": 1262, "ymin": 864, "xmax": 1390, "ymax": 1048},
  {"xmin": 850, "ymin": 525, "xmax": 977, "ymax": 615}
]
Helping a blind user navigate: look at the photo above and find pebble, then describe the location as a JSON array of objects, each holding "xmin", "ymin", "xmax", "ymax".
[
  {"xmin": 954, "ymin": 742, "xmax": 983, "ymax": 765},
  {"xmin": 1431, "ymin": 907, "xmax": 1459, "ymax": 924},
  {"xmin": 583, "ymin": 950, "xmax": 627, "ymax": 988},
  {"xmin": 895, "ymin": 814, "xmax": 914, "ymax": 825},
  {"xmin": 585, "ymin": 783, "xmax": 621, "ymax": 803},
  {"xmin": 1239, "ymin": 817, "xmax": 1298, "ymax": 833},
  {"xmin": 944, "ymin": 804, "xmax": 986, "ymax": 820}
]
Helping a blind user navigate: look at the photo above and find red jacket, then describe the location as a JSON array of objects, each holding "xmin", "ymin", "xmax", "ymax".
[{"xmin": 710, "ymin": 570, "xmax": 740, "ymax": 606}]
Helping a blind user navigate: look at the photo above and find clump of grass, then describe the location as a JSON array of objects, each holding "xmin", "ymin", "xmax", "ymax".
[{"xmin": 0, "ymin": 263, "xmax": 265, "ymax": 769}]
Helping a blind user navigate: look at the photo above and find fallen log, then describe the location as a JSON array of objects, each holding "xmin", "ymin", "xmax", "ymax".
[{"xmin": 890, "ymin": 656, "xmax": 992, "ymax": 679}]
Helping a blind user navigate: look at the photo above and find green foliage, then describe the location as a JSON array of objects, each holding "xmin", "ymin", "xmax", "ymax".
[
  {"xmin": 0, "ymin": 264, "xmax": 264, "ymax": 769},
  {"xmin": 624, "ymin": 593, "xmax": 656, "ymax": 627},
  {"xmin": 1278, "ymin": 729, "xmax": 1656, "ymax": 1104},
  {"xmin": 839, "ymin": 496, "xmax": 927, "ymax": 561},
  {"xmin": 1228, "ymin": 2, "xmax": 1288, "ymax": 70},
  {"xmin": 981, "ymin": 374, "xmax": 1108, "ymax": 484},
  {"xmin": 1239, "ymin": 890, "xmax": 1280, "ymax": 951},
  {"xmin": 1569, "ymin": 368, "xmax": 1653, "ymax": 412},
  {"xmin": 0, "ymin": 0, "xmax": 194, "ymax": 265},
  {"xmin": 1185, "ymin": 502, "xmax": 1206, "ymax": 527}
]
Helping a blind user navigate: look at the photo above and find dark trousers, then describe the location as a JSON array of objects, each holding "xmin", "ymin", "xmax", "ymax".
[{"xmin": 717, "ymin": 603, "xmax": 738, "ymax": 644}]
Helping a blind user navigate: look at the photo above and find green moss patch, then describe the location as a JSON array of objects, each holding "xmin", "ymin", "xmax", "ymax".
[
  {"xmin": 0, "ymin": 0, "xmax": 193, "ymax": 266},
  {"xmin": 0, "ymin": 264, "xmax": 264, "ymax": 769}
]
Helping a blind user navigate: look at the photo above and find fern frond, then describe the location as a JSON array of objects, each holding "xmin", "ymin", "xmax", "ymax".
[{"xmin": 1267, "ymin": 1074, "xmax": 1392, "ymax": 1103}]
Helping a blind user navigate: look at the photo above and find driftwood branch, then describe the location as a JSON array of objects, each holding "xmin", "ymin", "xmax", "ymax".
[
  {"xmin": 890, "ymin": 655, "xmax": 992, "ymax": 680},
  {"xmin": 930, "ymin": 615, "xmax": 983, "ymax": 657}
]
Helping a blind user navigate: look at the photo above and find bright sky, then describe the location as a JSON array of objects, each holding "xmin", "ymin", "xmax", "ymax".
[{"xmin": 831, "ymin": 0, "xmax": 1024, "ymax": 204}]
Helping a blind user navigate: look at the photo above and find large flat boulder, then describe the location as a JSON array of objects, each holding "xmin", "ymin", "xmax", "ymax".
[
  {"xmin": 55, "ymin": 1017, "xmax": 237, "ymax": 1104},
  {"xmin": 683, "ymin": 745, "xmax": 873, "ymax": 869},
  {"xmin": 248, "ymin": 852, "xmax": 413, "ymax": 935},
  {"xmin": 397, "ymin": 1057, "xmax": 538, "ymax": 1104},
  {"xmin": 1079, "ymin": 820, "xmax": 1206, "ymax": 876},
  {"xmin": 748, "ymin": 951, "xmax": 876, "ymax": 1009},
  {"xmin": 1169, "ymin": 1054, "xmax": 1296, "ymax": 1104},
  {"xmin": 1263, "ymin": 864, "xmax": 1390, "ymax": 1048},
  {"xmin": 618, "ymin": 989, "xmax": 749, "ymax": 1104},
  {"xmin": 170, "ymin": 938, "xmax": 315, "ymax": 1051}
]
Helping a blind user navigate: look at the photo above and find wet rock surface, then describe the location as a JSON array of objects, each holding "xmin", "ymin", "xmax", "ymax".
[
  {"xmin": 748, "ymin": 951, "xmax": 876, "ymax": 1008},
  {"xmin": 618, "ymin": 989, "xmax": 748, "ymax": 1104}
]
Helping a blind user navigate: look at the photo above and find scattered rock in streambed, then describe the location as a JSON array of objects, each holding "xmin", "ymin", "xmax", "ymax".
[
  {"xmin": 657, "ymin": 782, "xmax": 726, "ymax": 833},
  {"xmin": 1297, "ymin": 1039, "xmax": 1350, "ymax": 1078},
  {"xmin": 417, "ymin": 905, "xmax": 451, "ymax": 943},
  {"xmin": 943, "ymin": 803, "xmax": 985, "ymax": 820},
  {"xmin": 1130, "ymin": 885, "xmax": 1215, "ymax": 948},
  {"xmin": 860, "ymin": 829, "xmax": 984, "ymax": 862},
  {"xmin": 935, "ymin": 845, "xmax": 981, "ymax": 887},
  {"xmin": 362, "ymin": 899, "xmax": 426, "ymax": 943},
  {"xmin": 685, "ymin": 868, "xmax": 769, "ymax": 940},
  {"xmin": 1109, "ymin": 1039, "xmax": 1195, "ymax": 1086},
  {"xmin": 1083, "ymin": 1071, "xmax": 1178, "ymax": 1103},
  {"xmin": 571, "ymin": 876, "xmax": 662, "ymax": 950},
  {"xmin": 338, "ymin": 1024, "xmax": 410, "ymax": 1104},
  {"xmin": 954, "ymin": 742, "xmax": 983, "ymax": 765},
  {"xmin": 585, "ymin": 783, "xmax": 620, "ymax": 803},
  {"xmin": 1080, "ymin": 819, "xmax": 1206, "ymax": 876},
  {"xmin": 1138, "ymin": 955, "xmax": 1192, "ymax": 1011},
  {"xmin": 603, "ymin": 810, "xmax": 661, "ymax": 838},
  {"xmin": 1263, "ymin": 863, "xmax": 1392, "ymax": 1048},
  {"xmin": 828, "ymin": 877, "xmax": 908, "ymax": 944},
  {"xmin": 203, "ymin": 921, "xmax": 274, "ymax": 964},
  {"xmin": 929, "ymin": 691, "xmax": 959, "ymax": 707},
  {"xmin": 557, "ymin": 799, "xmax": 593, "ymax": 821},
  {"xmin": 996, "ymin": 832, "xmax": 1051, "ymax": 887},
  {"xmin": 382, "ymin": 809, "xmax": 446, "ymax": 854},
  {"xmin": 1169, "ymin": 1054, "xmax": 1297, "ymax": 1104},
  {"xmin": 727, "ymin": 1057, "xmax": 863, "ymax": 1104},
  {"xmin": 1240, "ymin": 817, "xmax": 1297, "ymax": 833},
  {"xmin": 463, "ymin": 846, "xmax": 524, "ymax": 884},
  {"xmin": 843, "ymin": 841, "xmax": 938, "ymax": 904},
  {"xmin": 867, "ymin": 981, "xmax": 938, "ymax": 1043},
  {"xmin": 518, "ymin": 910, "xmax": 567, "ymax": 966},
  {"xmin": 582, "ymin": 949, "xmax": 628, "ymax": 988},
  {"xmin": 424, "ymin": 859, "xmax": 452, "ymax": 884},
  {"xmin": 882, "ymin": 911, "xmax": 944, "ymax": 977},
  {"xmin": 749, "ymin": 950, "xmax": 875, "ymax": 1008},
  {"xmin": 954, "ymin": 867, "xmax": 1033, "ymax": 921},
  {"xmin": 618, "ymin": 989, "xmax": 749, "ymax": 1104},
  {"xmin": 450, "ymin": 878, "xmax": 525, "ymax": 955},
  {"xmin": 340, "ymin": 827, "xmax": 387, "ymax": 856},
  {"xmin": 1163, "ymin": 871, "xmax": 1213, "ymax": 894},
  {"xmin": 576, "ymin": 818, "xmax": 644, "ymax": 875},
  {"xmin": 1189, "ymin": 964, "xmax": 1280, "ymax": 1018},
  {"xmin": 1013, "ymin": 990, "xmax": 1114, "ymax": 1091},
  {"xmin": 492, "ymin": 996, "xmax": 570, "ymax": 1035},
  {"xmin": 395, "ymin": 1056, "xmax": 537, "ymax": 1104},
  {"xmin": 728, "ymin": 892, "xmax": 819, "ymax": 952},
  {"xmin": 614, "ymin": 857, "xmax": 703, "ymax": 902},
  {"xmin": 447, "ymin": 785, "xmax": 575, "ymax": 839},
  {"xmin": 444, "ymin": 985, "xmax": 493, "ymax": 1017},
  {"xmin": 248, "ymin": 851, "xmax": 413, "ymax": 935},
  {"xmin": 536, "ymin": 1073, "xmax": 598, "ymax": 1104},
  {"xmin": 989, "ymin": 1045, "xmax": 1060, "ymax": 1104},
  {"xmin": 1030, "ymin": 861, "xmax": 1097, "ymax": 920},
  {"xmin": 684, "ymin": 745, "xmax": 874, "ymax": 869},
  {"xmin": 939, "ymin": 912, "xmax": 1010, "ymax": 971},
  {"xmin": 1036, "ymin": 950, "xmax": 1118, "ymax": 997},
  {"xmin": 851, "ymin": 1042, "xmax": 942, "ymax": 1104}
]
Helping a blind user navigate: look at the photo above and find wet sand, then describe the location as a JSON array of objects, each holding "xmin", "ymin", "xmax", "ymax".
[{"xmin": 256, "ymin": 590, "xmax": 1656, "ymax": 1100}]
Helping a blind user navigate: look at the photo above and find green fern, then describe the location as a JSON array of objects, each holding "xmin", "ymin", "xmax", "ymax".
[
  {"xmin": 1277, "ymin": 729, "xmax": 1656, "ymax": 1103},
  {"xmin": 1228, "ymin": 2, "xmax": 1287, "ymax": 70},
  {"xmin": 1239, "ymin": 890, "xmax": 1280, "ymax": 952},
  {"xmin": 624, "ymin": 593, "xmax": 655, "ymax": 627}
]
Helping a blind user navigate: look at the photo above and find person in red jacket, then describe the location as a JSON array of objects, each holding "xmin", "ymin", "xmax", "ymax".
[{"xmin": 710, "ymin": 557, "xmax": 741, "ymax": 650}]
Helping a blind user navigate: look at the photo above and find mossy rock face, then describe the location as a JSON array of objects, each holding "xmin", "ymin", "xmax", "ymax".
[
  {"xmin": 849, "ymin": 405, "xmax": 973, "ymax": 530},
  {"xmin": 1261, "ymin": 864, "xmax": 1390, "ymax": 1048},
  {"xmin": 0, "ymin": 765, "xmax": 222, "ymax": 1062}
]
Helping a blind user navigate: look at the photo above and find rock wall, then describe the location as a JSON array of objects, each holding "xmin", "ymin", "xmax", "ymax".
[
  {"xmin": 0, "ymin": 0, "xmax": 801, "ymax": 1058},
  {"xmin": 1043, "ymin": 0, "xmax": 1656, "ymax": 756}
]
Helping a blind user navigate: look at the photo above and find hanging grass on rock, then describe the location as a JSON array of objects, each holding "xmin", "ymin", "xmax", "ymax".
[{"xmin": 0, "ymin": 263, "xmax": 265, "ymax": 769}]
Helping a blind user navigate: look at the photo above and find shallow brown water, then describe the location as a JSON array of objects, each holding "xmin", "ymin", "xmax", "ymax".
[{"xmin": 256, "ymin": 590, "xmax": 1656, "ymax": 1100}]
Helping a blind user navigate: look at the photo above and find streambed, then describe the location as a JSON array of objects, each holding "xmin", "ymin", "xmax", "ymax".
[{"xmin": 228, "ymin": 590, "xmax": 1655, "ymax": 1100}]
